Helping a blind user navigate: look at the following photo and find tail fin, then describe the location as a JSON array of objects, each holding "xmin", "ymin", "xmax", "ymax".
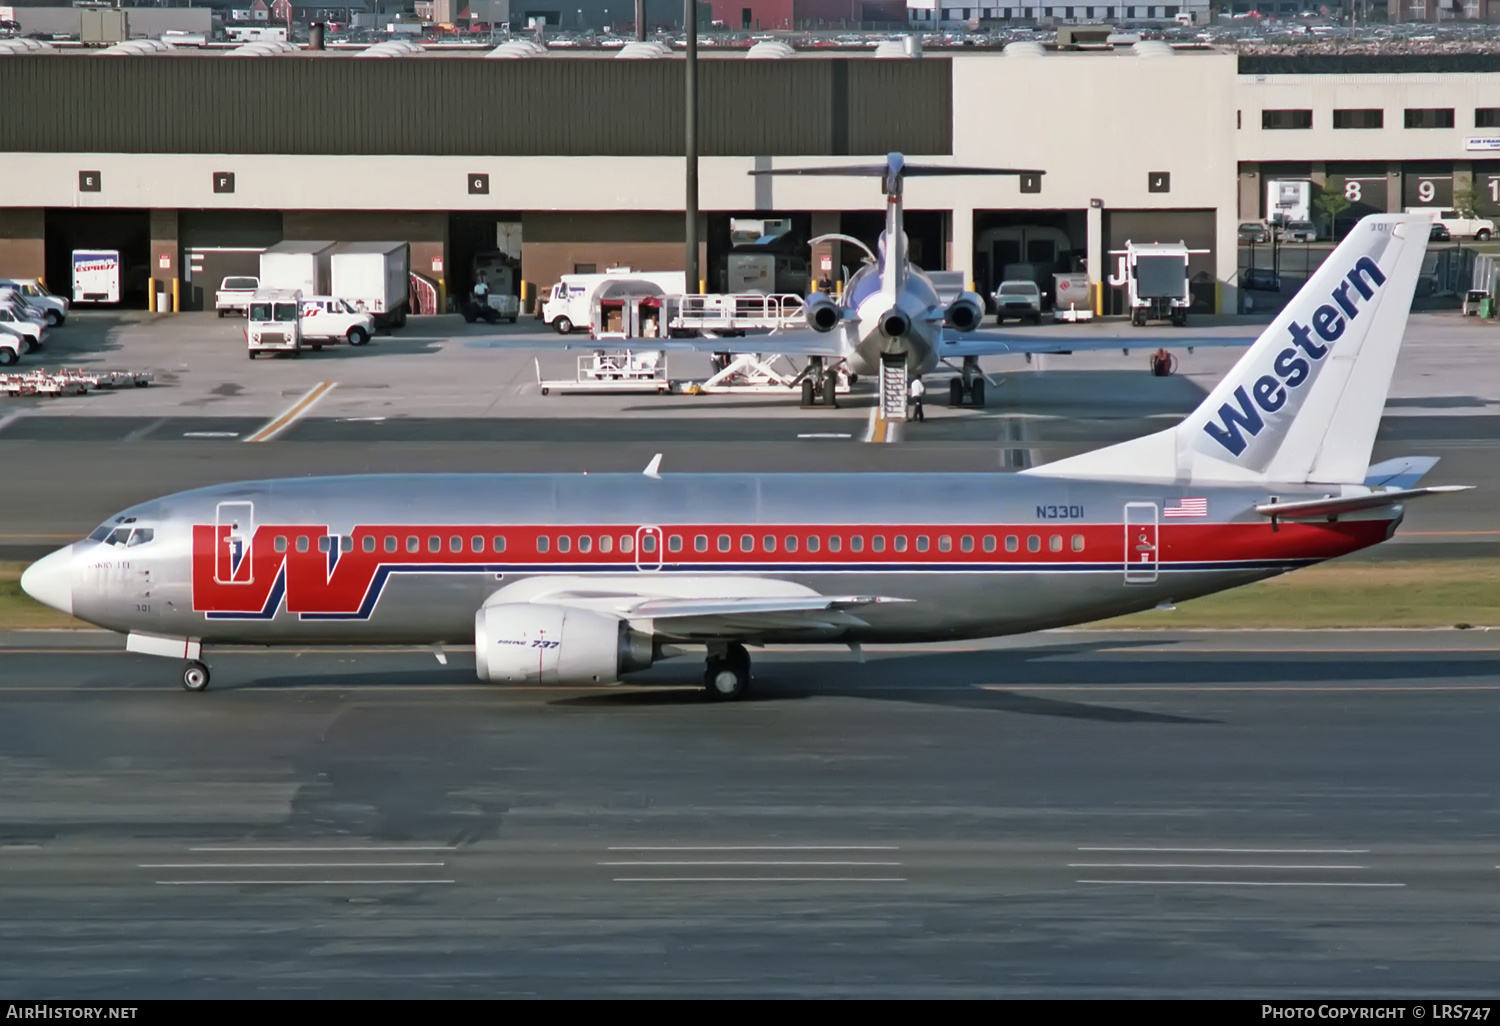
[{"xmin": 1024, "ymin": 213, "xmax": 1430, "ymax": 485}]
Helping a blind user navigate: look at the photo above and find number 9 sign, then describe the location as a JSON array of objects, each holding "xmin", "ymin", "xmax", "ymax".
[{"xmin": 1418, "ymin": 180, "xmax": 1436, "ymax": 203}]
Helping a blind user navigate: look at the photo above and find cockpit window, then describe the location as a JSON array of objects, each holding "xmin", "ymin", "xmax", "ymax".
[
  {"xmin": 89, "ymin": 525, "xmax": 112, "ymax": 542},
  {"xmin": 89, "ymin": 515, "xmax": 138, "ymax": 543},
  {"xmin": 105, "ymin": 528, "xmax": 132, "ymax": 547},
  {"xmin": 125, "ymin": 528, "xmax": 154, "ymax": 547}
]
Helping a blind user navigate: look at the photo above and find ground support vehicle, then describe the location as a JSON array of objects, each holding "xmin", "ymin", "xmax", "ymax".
[
  {"xmin": 0, "ymin": 305, "xmax": 45, "ymax": 352},
  {"xmin": 665, "ymin": 293, "xmax": 805, "ymax": 337},
  {"xmin": 535, "ymin": 350, "xmax": 672, "ymax": 395},
  {"xmin": 542, "ymin": 270, "xmax": 688, "ymax": 335},
  {"xmin": 0, "ymin": 368, "xmax": 152, "ymax": 395},
  {"xmin": 1051, "ymin": 273, "xmax": 1093, "ymax": 323},
  {"xmin": 462, "ymin": 290, "xmax": 520, "ymax": 324},
  {"xmin": 71, "ymin": 250, "xmax": 120, "ymax": 304},
  {"xmin": 331, "ymin": 242, "xmax": 410, "ymax": 328},
  {"xmin": 992, "ymin": 280, "xmax": 1042, "ymax": 324},
  {"xmin": 685, "ymin": 354, "xmax": 850, "ymax": 398},
  {"xmin": 1117, "ymin": 241, "xmax": 1196, "ymax": 327},
  {"xmin": 245, "ymin": 290, "xmax": 303, "ymax": 359},
  {"xmin": 0, "ymin": 333, "xmax": 22, "ymax": 367},
  {"xmin": 0, "ymin": 280, "xmax": 68, "ymax": 326},
  {"xmin": 215, "ymin": 276, "xmax": 259, "ymax": 317},
  {"xmin": 298, "ymin": 297, "xmax": 375, "ymax": 348}
]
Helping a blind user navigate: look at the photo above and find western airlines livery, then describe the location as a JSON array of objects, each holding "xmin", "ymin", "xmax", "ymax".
[{"xmin": 21, "ymin": 214, "xmax": 1467, "ymax": 698}]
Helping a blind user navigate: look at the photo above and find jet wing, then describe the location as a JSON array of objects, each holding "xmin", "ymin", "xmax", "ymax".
[
  {"xmin": 628, "ymin": 595, "xmax": 907, "ymax": 641},
  {"xmin": 512, "ymin": 582, "xmax": 907, "ymax": 641},
  {"xmin": 660, "ymin": 333, "xmax": 846, "ymax": 358},
  {"xmin": 1254, "ymin": 485, "xmax": 1472, "ymax": 521},
  {"xmin": 936, "ymin": 330, "xmax": 1257, "ymax": 359}
]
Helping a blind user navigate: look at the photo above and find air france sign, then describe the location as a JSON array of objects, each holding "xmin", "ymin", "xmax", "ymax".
[{"xmin": 1201, "ymin": 255, "xmax": 1387, "ymax": 459}]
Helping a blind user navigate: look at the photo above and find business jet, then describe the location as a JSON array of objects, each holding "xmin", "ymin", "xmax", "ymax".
[
  {"xmin": 22, "ymin": 214, "xmax": 1464, "ymax": 699},
  {"xmin": 682, "ymin": 153, "xmax": 1252, "ymax": 410}
]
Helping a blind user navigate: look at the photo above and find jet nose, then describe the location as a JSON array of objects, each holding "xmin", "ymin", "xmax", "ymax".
[{"xmin": 20, "ymin": 544, "xmax": 74, "ymax": 616}]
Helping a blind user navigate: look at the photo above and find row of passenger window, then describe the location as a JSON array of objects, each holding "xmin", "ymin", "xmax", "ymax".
[{"xmin": 267, "ymin": 532, "xmax": 1090, "ymax": 556}]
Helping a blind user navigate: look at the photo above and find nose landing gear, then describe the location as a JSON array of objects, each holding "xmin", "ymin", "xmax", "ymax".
[{"xmin": 181, "ymin": 661, "xmax": 210, "ymax": 692}]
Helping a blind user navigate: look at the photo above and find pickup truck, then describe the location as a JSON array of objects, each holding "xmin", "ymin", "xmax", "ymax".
[
  {"xmin": 992, "ymin": 280, "xmax": 1042, "ymax": 325},
  {"xmin": 1405, "ymin": 207, "xmax": 1495, "ymax": 240},
  {"xmin": 215, "ymin": 276, "xmax": 260, "ymax": 317},
  {"xmin": 298, "ymin": 296, "xmax": 375, "ymax": 348}
]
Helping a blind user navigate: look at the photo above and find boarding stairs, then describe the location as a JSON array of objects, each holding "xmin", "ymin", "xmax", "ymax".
[
  {"xmin": 880, "ymin": 355, "xmax": 907, "ymax": 422},
  {"xmin": 666, "ymin": 293, "xmax": 806, "ymax": 337}
]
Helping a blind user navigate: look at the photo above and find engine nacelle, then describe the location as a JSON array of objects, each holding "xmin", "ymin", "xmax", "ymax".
[
  {"xmin": 475, "ymin": 602, "xmax": 653, "ymax": 685},
  {"xmin": 805, "ymin": 293, "xmax": 843, "ymax": 333},
  {"xmin": 945, "ymin": 292, "xmax": 985, "ymax": 333}
]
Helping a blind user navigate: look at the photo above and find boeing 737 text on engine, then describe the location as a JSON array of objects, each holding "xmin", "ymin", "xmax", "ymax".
[{"xmin": 20, "ymin": 215, "xmax": 1469, "ymax": 698}]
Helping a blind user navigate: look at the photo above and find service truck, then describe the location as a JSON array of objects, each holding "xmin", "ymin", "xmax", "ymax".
[
  {"xmin": 1404, "ymin": 207, "xmax": 1496, "ymax": 240},
  {"xmin": 259, "ymin": 241, "xmax": 335, "ymax": 297},
  {"xmin": 245, "ymin": 289, "xmax": 304, "ymax": 359},
  {"xmin": 542, "ymin": 269, "xmax": 688, "ymax": 335},
  {"xmin": 1121, "ymin": 241, "xmax": 1192, "ymax": 327},
  {"xmin": 72, "ymin": 249, "xmax": 120, "ymax": 304},
  {"xmin": 331, "ymin": 242, "xmax": 410, "ymax": 328}
]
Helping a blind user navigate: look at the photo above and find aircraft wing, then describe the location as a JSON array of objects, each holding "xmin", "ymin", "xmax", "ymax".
[
  {"xmin": 516, "ymin": 583, "xmax": 907, "ymax": 641},
  {"xmin": 660, "ymin": 333, "xmax": 846, "ymax": 358},
  {"xmin": 936, "ymin": 330, "xmax": 1257, "ymax": 359}
]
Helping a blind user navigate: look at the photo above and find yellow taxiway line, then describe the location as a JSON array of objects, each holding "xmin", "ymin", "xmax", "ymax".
[{"xmin": 244, "ymin": 381, "xmax": 336, "ymax": 443}]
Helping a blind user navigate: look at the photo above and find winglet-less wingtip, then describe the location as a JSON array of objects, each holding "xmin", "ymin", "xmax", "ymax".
[{"xmin": 643, "ymin": 453, "xmax": 663, "ymax": 479}]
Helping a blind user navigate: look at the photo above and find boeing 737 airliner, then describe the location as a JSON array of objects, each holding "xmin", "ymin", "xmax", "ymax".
[{"xmin": 21, "ymin": 214, "xmax": 1466, "ymax": 698}]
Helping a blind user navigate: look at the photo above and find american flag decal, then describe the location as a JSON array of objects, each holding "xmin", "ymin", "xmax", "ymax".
[{"xmin": 1164, "ymin": 497, "xmax": 1209, "ymax": 518}]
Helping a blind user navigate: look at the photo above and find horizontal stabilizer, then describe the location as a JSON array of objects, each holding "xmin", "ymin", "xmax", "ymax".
[
  {"xmin": 1255, "ymin": 485, "xmax": 1471, "ymax": 521},
  {"xmin": 749, "ymin": 165, "xmax": 1044, "ymax": 178},
  {"xmin": 1363, "ymin": 455, "xmax": 1440, "ymax": 490}
]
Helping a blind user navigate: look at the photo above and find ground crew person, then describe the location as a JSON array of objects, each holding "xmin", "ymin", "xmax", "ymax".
[{"xmin": 908, "ymin": 376, "xmax": 926, "ymax": 422}]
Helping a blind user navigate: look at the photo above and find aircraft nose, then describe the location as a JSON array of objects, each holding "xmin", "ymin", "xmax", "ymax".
[{"xmin": 20, "ymin": 544, "xmax": 74, "ymax": 616}]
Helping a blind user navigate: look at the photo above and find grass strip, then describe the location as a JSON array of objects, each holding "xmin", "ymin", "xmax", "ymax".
[{"xmin": 1, "ymin": 560, "xmax": 1496, "ymax": 633}]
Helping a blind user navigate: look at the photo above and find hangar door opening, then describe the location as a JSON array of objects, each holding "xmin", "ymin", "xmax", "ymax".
[
  {"xmin": 972, "ymin": 211, "xmax": 1086, "ymax": 311},
  {"xmin": 840, "ymin": 210, "xmax": 948, "ymax": 283},
  {"xmin": 449, "ymin": 213, "xmax": 524, "ymax": 312},
  {"xmin": 706, "ymin": 213, "xmax": 812, "ymax": 295},
  {"xmin": 1103, "ymin": 209, "xmax": 1217, "ymax": 317},
  {"xmin": 44, "ymin": 209, "xmax": 150, "ymax": 310},
  {"xmin": 179, "ymin": 210, "xmax": 283, "ymax": 312}
]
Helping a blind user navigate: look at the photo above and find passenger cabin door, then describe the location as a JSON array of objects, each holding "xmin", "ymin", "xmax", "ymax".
[
  {"xmin": 216, "ymin": 501, "xmax": 255, "ymax": 584},
  {"xmin": 634, "ymin": 525, "xmax": 662, "ymax": 573},
  {"xmin": 1123, "ymin": 502, "xmax": 1159, "ymax": 584}
]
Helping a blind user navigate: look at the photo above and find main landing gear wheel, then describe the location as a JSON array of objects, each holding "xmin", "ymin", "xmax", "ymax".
[
  {"xmin": 181, "ymin": 661, "xmax": 210, "ymax": 692},
  {"xmin": 949, "ymin": 378, "xmax": 964, "ymax": 407},
  {"xmin": 822, "ymin": 374, "xmax": 838, "ymax": 408},
  {"xmin": 703, "ymin": 643, "xmax": 750, "ymax": 701},
  {"xmin": 801, "ymin": 378, "xmax": 816, "ymax": 408}
]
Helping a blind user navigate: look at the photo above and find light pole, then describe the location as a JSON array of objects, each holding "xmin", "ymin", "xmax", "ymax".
[{"xmin": 684, "ymin": 0, "xmax": 698, "ymax": 293}]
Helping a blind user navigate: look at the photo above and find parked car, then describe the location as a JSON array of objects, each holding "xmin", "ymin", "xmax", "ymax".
[
  {"xmin": 1283, "ymin": 220, "xmax": 1319, "ymax": 243},
  {"xmin": 0, "ymin": 301, "xmax": 45, "ymax": 353},
  {"xmin": 1240, "ymin": 267, "xmax": 1283, "ymax": 292},
  {"xmin": 1237, "ymin": 221, "xmax": 1270, "ymax": 244},
  {"xmin": 215, "ymin": 276, "xmax": 260, "ymax": 317},
  {"xmin": 992, "ymin": 280, "xmax": 1042, "ymax": 324},
  {"xmin": 1429, "ymin": 222, "xmax": 1452, "ymax": 242}
]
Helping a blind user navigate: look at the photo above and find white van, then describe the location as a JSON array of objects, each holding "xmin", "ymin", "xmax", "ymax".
[
  {"xmin": 1404, "ymin": 207, "xmax": 1495, "ymax": 240},
  {"xmin": 0, "ymin": 279, "xmax": 68, "ymax": 327},
  {"xmin": 246, "ymin": 289, "xmax": 303, "ymax": 359},
  {"xmin": 541, "ymin": 269, "xmax": 688, "ymax": 335},
  {"xmin": 298, "ymin": 296, "xmax": 375, "ymax": 348}
]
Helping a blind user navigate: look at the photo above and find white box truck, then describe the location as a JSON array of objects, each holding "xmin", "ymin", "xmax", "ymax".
[
  {"xmin": 259, "ymin": 241, "xmax": 335, "ymax": 297},
  {"xmin": 331, "ymin": 242, "xmax": 410, "ymax": 328},
  {"xmin": 72, "ymin": 250, "xmax": 121, "ymax": 304}
]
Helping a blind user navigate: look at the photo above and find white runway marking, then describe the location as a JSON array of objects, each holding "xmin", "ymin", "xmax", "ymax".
[
  {"xmin": 1077, "ymin": 880, "xmax": 1404, "ymax": 888},
  {"xmin": 1069, "ymin": 863, "xmax": 1368, "ymax": 870},
  {"xmin": 182, "ymin": 431, "xmax": 240, "ymax": 439},
  {"xmin": 157, "ymin": 879, "xmax": 455, "ymax": 886},
  {"xmin": 190, "ymin": 845, "xmax": 456, "ymax": 852},
  {"xmin": 797, "ymin": 433, "xmax": 852, "ymax": 439},
  {"xmin": 599, "ymin": 861, "xmax": 903, "ymax": 867},
  {"xmin": 244, "ymin": 380, "xmax": 336, "ymax": 442},
  {"xmin": 1078, "ymin": 847, "xmax": 1371, "ymax": 854},
  {"xmin": 142, "ymin": 862, "xmax": 447, "ymax": 869},
  {"xmin": 613, "ymin": 877, "xmax": 907, "ymax": 883},
  {"xmin": 607, "ymin": 845, "xmax": 899, "ymax": 851}
]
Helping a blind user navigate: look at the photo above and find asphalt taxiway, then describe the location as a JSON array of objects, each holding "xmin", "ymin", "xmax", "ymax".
[{"xmin": 0, "ymin": 629, "xmax": 1498, "ymax": 997}]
